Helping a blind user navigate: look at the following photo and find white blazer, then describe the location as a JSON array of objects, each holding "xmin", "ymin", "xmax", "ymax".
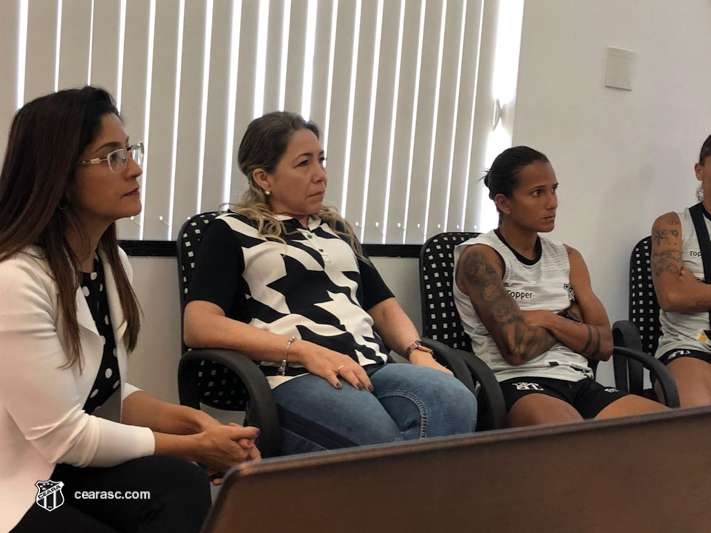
[{"xmin": 0, "ymin": 246, "xmax": 155, "ymax": 531}]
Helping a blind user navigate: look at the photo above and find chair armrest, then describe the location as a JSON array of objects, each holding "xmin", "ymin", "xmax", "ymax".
[
  {"xmin": 420, "ymin": 338, "xmax": 507, "ymax": 430},
  {"xmin": 178, "ymin": 348, "xmax": 281, "ymax": 458},
  {"xmin": 611, "ymin": 346, "xmax": 680, "ymax": 409},
  {"xmin": 612, "ymin": 320, "xmax": 644, "ymax": 352},
  {"xmin": 420, "ymin": 339, "xmax": 476, "ymax": 393},
  {"xmin": 611, "ymin": 320, "xmax": 645, "ymax": 394}
]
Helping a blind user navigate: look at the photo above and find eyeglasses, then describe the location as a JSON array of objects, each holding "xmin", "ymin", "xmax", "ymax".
[{"xmin": 78, "ymin": 142, "xmax": 144, "ymax": 174}]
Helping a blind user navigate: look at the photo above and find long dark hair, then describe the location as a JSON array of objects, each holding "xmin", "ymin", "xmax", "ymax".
[
  {"xmin": 483, "ymin": 146, "xmax": 550, "ymax": 223},
  {"xmin": 0, "ymin": 86, "xmax": 141, "ymax": 369}
]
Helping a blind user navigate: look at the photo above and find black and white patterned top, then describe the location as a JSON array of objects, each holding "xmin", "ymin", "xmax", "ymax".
[
  {"xmin": 187, "ymin": 213, "xmax": 394, "ymax": 388},
  {"xmin": 81, "ymin": 257, "xmax": 121, "ymax": 415}
]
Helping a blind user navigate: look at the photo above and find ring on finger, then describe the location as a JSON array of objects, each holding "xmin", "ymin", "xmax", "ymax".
[{"xmin": 336, "ymin": 364, "xmax": 345, "ymax": 372}]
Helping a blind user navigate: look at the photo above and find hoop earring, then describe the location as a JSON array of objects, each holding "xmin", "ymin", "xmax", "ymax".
[{"xmin": 58, "ymin": 196, "xmax": 69, "ymax": 210}]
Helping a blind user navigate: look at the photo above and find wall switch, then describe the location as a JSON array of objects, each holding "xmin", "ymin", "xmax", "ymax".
[{"xmin": 605, "ymin": 47, "xmax": 636, "ymax": 91}]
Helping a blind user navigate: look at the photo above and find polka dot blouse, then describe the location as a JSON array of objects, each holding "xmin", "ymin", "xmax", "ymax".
[{"xmin": 81, "ymin": 257, "xmax": 121, "ymax": 415}]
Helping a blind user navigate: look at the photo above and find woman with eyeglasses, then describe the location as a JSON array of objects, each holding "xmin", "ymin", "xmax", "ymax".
[
  {"xmin": 0, "ymin": 87, "xmax": 260, "ymax": 533},
  {"xmin": 183, "ymin": 111, "xmax": 478, "ymax": 456}
]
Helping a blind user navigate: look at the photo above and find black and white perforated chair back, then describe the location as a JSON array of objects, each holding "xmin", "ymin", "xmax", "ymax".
[
  {"xmin": 629, "ymin": 236, "xmax": 662, "ymax": 354},
  {"xmin": 420, "ymin": 232, "xmax": 479, "ymax": 350},
  {"xmin": 177, "ymin": 211, "xmax": 250, "ymax": 411},
  {"xmin": 610, "ymin": 236, "xmax": 681, "ymax": 407}
]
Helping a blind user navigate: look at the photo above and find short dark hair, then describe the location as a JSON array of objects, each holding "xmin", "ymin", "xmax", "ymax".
[
  {"xmin": 483, "ymin": 145, "xmax": 550, "ymax": 201},
  {"xmin": 699, "ymin": 134, "xmax": 711, "ymax": 165}
]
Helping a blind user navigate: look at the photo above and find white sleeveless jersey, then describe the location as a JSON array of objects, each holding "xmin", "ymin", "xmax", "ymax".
[
  {"xmin": 656, "ymin": 208, "xmax": 711, "ymax": 357},
  {"xmin": 453, "ymin": 229, "xmax": 593, "ymax": 382}
]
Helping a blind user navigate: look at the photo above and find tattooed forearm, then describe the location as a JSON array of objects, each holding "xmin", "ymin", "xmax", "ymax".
[
  {"xmin": 663, "ymin": 213, "xmax": 680, "ymax": 226},
  {"xmin": 548, "ymin": 314, "xmax": 608, "ymax": 360},
  {"xmin": 651, "ymin": 249, "xmax": 682, "ymax": 277},
  {"xmin": 514, "ymin": 321, "xmax": 557, "ymax": 360},
  {"xmin": 578, "ymin": 325, "xmax": 602, "ymax": 358},
  {"xmin": 461, "ymin": 249, "xmax": 556, "ymax": 364},
  {"xmin": 653, "ymin": 228, "xmax": 679, "ymax": 246}
]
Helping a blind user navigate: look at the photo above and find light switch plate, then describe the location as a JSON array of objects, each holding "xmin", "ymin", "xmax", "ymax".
[{"xmin": 605, "ymin": 47, "xmax": 636, "ymax": 91}]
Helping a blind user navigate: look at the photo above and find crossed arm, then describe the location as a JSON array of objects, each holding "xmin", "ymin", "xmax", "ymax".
[
  {"xmin": 651, "ymin": 211, "xmax": 711, "ymax": 313},
  {"xmin": 530, "ymin": 245, "xmax": 613, "ymax": 361},
  {"xmin": 455, "ymin": 244, "xmax": 612, "ymax": 365}
]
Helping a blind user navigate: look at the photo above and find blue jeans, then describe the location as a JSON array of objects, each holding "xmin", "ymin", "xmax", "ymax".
[{"xmin": 272, "ymin": 363, "xmax": 478, "ymax": 455}]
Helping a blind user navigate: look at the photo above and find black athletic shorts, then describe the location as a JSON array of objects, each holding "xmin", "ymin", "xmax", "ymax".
[
  {"xmin": 658, "ymin": 348, "xmax": 711, "ymax": 367},
  {"xmin": 499, "ymin": 376, "xmax": 629, "ymax": 419}
]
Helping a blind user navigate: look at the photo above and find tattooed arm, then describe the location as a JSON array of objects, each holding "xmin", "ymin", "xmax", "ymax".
[
  {"xmin": 522, "ymin": 246, "xmax": 613, "ymax": 361},
  {"xmin": 651, "ymin": 211, "xmax": 711, "ymax": 313},
  {"xmin": 455, "ymin": 244, "xmax": 557, "ymax": 365}
]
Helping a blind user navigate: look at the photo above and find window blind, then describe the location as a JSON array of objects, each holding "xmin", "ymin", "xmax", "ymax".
[{"xmin": 0, "ymin": 0, "xmax": 514, "ymax": 243}]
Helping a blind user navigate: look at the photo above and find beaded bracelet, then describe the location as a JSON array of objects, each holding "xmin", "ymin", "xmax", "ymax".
[{"xmin": 277, "ymin": 336, "xmax": 297, "ymax": 376}]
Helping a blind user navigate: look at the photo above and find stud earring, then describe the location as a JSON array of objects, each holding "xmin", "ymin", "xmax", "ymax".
[{"xmin": 265, "ymin": 190, "xmax": 271, "ymax": 196}]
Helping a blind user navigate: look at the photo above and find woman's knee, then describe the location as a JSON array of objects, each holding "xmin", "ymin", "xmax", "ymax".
[
  {"xmin": 667, "ymin": 358, "xmax": 711, "ymax": 407},
  {"xmin": 677, "ymin": 383, "xmax": 711, "ymax": 407},
  {"xmin": 430, "ymin": 377, "xmax": 478, "ymax": 434},
  {"xmin": 274, "ymin": 377, "xmax": 403, "ymax": 448},
  {"xmin": 277, "ymin": 401, "xmax": 401, "ymax": 448},
  {"xmin": 416, "ymin": 367, "xmax": 479, "ymax": 421},
  {"xmin": 375, "ymin": 366, "xmax": 478, "ymax": 436},
  {"xmin": 595, "ymin": 394, "xmax": 667, "ymax": 419},
  {"xmin": 507, "ymin": 394, "xmax": 582, "ymax": 428},
  {"xmin": 439, "ymin": 375, "xmax": 478, "ymax": 413}
]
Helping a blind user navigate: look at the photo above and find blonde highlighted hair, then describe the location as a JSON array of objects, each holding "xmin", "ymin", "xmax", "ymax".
[{"xmin": 229, "ymin": 111, "xmax": 368, "ymax": 262}]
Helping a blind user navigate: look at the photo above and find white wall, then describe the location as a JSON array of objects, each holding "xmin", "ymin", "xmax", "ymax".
[
  {"xmin": 127, "ymin": 257, "xmax": 182, "ymax": 402},
  {"xmin": 512, "ymin": 0, "xmax": 711, "ymax": 383},
  {"xmin": 127, "ymin": 255, "xmax": 420, "ymax": 403}
]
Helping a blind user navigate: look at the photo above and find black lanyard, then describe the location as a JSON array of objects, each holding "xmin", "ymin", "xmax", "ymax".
[{"xmin": 688, "ymin": 202, "xmax": 711, "ymax": 327}]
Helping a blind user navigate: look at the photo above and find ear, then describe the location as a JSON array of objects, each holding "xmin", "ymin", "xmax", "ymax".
[
  {"xmin": 252, "ymin": 168, "xmax": 271, "ymax": 193},
  {"xmin": 494, "ymin": 193, "xmax": 511, "ymax": 215},
  {"xmin": 63, "ymin": 183, "xmax": 75, "ymax": 201},
  {"xmin": 695, "ymin": 163, "xmax": 704, "ymax": 182}
]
